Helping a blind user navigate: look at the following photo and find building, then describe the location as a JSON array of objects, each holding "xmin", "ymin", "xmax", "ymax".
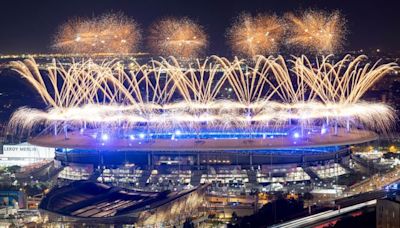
[
  {"xmin": 376, "ymin": 196, "xmax": 400, "ymax": 228},
  {"xmin": 39, "ymin": 181, "xmax": 207, "ymax": 226}
]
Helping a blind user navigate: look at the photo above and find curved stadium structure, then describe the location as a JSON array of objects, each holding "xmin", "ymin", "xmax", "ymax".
[
  {"xmin": 4, "ymin": 54, "xmax": 398, "ymax": 225},
  {"xmin": 5, "ymin": 54, "xmax": 397, "ymax": 168}
]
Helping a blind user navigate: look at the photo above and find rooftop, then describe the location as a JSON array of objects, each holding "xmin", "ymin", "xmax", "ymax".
[{"xmin": 30, "ymin": 128, "xmax": 377, "ymax": 151}]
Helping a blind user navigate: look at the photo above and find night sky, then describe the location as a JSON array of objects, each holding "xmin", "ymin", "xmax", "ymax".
[{"xmin": 0, "ymin": 0, "xmax": 399, "ymax": 55}]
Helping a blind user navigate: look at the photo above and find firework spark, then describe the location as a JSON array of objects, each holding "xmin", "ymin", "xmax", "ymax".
[
  {"xmin": 53, "ymin": 13, "xmax": 141, "ymax": 54},
  {"xmin": 285, "ymin": 10, "xmax": 346, "ymax": 54},
  {"xmin": 7, "ymin": 55, "xmax": 398, "ymax": 135},
  {"xmin": 227, "ymin": 13, "xmax": 285, "ymax": 57},
  {"xmin": 147, "ymin": 18, "xmax": 207, "ymax": 58}
]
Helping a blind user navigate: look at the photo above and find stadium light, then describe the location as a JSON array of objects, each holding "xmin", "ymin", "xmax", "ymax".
[{"xmin": 101, "ymin": 133, "xmax": 109, "ymax": 141}]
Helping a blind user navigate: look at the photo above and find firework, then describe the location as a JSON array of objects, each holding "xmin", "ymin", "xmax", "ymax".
[
  {"xmin": 147, "ymin": 18, "xmax": 207, "ymax": 58},
  {"xmin": 285, "ymin": 10, "xmax": 346, "ymax": 54},
  {"xmin": 227, "ymin": 13, "xmax": 285, "ymax": 57},
  {"xmin": 7, "ymin": 55, "xmax": 398, "ymax": 135},
  {"xmin": 53, "ymin": 13, "xmax": 141, "ymax": 54}
]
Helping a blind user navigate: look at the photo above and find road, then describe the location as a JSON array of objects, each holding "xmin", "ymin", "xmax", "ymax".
[
  {"xmin": 347, "ymin": 165, "xmax": 400, "ymax": 194},
  {"xmin": 269, "ymin": 200, "xmax": 376, "ymax": 228}
]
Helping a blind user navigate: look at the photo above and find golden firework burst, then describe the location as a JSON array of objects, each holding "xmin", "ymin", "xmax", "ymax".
[
  {"xmin": 147, "ymin": 17, "xmax": 207, "ymax": 58},
  {"xmin": 285, "ymin": 10, "xmax": 346, "ymax": 54},
  {"xmin": 53, "ymin": 13, "xmax": 141, "ymax": 54},
  {"xmin": 227, "ymin": 13, "xmax": 285, "ymax": 57}
]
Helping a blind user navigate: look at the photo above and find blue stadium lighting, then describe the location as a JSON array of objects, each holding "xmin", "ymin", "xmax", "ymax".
[
  {"xmin": 101, "ymin": 133, "xmax": 109, "ymax": 141},
  {"xmin": 132, "ymin": 131, "xmax": 287, "ymax": 137},
  {"xmin": 85, "ymin": 130, "xmax": 294, "ymax": 142}
]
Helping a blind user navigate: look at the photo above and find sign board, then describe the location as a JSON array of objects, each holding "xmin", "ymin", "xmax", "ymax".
[{"xmin": 2, "ymin": 142, "xmax": 55, "ymax": 159}]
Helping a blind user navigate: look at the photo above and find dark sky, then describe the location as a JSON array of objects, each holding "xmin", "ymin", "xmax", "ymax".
[{"xmin": 0, "ymin": 0, "xmax": 399, "ymax": 54}]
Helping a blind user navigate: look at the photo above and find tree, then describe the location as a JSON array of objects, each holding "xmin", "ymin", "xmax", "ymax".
[
  {"xmin": 231, "ymin": 212, "xmax": 239, "ymax": 225},
  {"xmin": 183, "ymin": 218, "xmax": 194, "ymax": 228},
  {"xmin": 7, "ymin": 165, "xmax": 21, "ymax": 174},
  {"xmin": 234, "ymin": 196, "xmax": 305, "ymax": 227}
]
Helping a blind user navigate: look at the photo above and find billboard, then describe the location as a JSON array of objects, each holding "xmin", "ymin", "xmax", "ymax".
[
  {"xmin": 2, "ymin": 142, "xmax": 55, "ymax": 158},
  {"xmin": 0, "ymin": 142, "xmax": 55, "ymax": 166}
]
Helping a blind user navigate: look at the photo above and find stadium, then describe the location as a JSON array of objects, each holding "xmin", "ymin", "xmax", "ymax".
[
  {"xmin": 5, "ymin": 54, "xmax": 397, "ymax": 190},
  {"xmin": 0, "ymin": 7, "xmax": 399, "ymax": 227}
]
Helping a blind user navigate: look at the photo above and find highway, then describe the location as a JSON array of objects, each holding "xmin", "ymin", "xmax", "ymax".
[{"xmin": 269, "ymin": 199, "xmax": 376, "ymax": 228}]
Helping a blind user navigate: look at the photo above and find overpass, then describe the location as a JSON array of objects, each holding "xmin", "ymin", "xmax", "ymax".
[{"xmin": 269, "ymin": 199, "xmax": 377, "ymax": 228}]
